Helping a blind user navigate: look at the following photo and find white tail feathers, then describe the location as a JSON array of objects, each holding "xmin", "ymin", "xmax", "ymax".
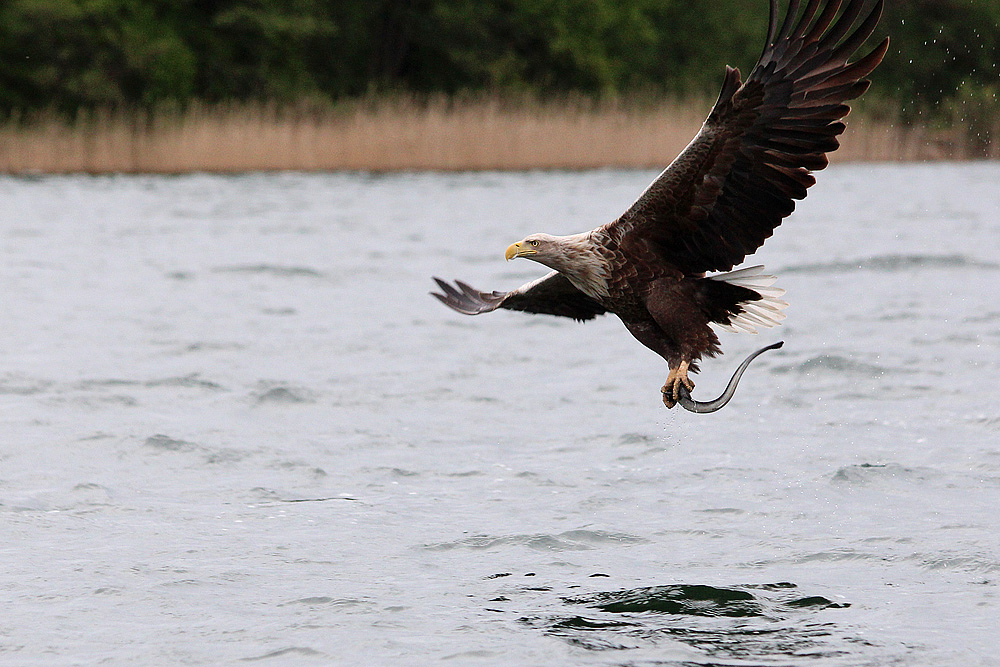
[{"xmin": 709, "ymin": 265, "xmax": 789, "ymax": 334}]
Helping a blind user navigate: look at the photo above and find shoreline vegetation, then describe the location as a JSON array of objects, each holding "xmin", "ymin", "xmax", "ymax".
[
  {"xmin": 1, "ymin": 98, "xmax": 995, "ymax": 175},
  {"xmin": 4, "ymin": 1, "xmax": 998, "ymax": 174}
]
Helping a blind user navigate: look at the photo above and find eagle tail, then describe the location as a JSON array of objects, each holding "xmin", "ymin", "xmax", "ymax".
[{"xmin": 707, "ymin": 265, "xmax": 788, "ymax": 334}]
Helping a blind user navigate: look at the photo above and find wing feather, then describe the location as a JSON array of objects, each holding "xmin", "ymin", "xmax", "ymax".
[
  {"xmin": 609, "ymin": 0, "xmax": 887, "ymax": 275},
  {"xmin": 431, "ymin": 272, "xmax": 608, "ymax": 322}
]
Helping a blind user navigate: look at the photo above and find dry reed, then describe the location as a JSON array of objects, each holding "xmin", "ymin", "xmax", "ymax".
[{"xmin": 0, "ymin": 98, "xmax": 993, "ymax": 174}]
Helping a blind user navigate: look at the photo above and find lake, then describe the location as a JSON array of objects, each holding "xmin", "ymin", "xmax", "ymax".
[{"xmin": 2, "ymin": 163, "xmax": 999, "ymax": 665}]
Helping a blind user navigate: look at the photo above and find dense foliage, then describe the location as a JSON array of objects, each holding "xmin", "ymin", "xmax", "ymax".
[{"xmin": 0, "ymin": 0, "xmax": 998, "ymax": 123}]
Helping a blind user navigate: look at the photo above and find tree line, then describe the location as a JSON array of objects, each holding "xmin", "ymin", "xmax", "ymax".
[{"xmin": 1, "ymin": 0, "xmax": 998, "ymax": 125}]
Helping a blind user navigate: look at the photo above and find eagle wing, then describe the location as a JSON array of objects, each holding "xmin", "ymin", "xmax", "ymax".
[
  {"xmin": 432, "ymin": 272, "xmax": 608, "ymax": 321},
  {"xmin": 610, "ymin": 0, "xmax": 889, "ymax": 275}
]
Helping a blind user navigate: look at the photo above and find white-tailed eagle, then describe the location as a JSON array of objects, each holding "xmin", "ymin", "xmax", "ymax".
[{"xmin": 433, "ymin": 0, "xmax": 888, "ymax": 412}]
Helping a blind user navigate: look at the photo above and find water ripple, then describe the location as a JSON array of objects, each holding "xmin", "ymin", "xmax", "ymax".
[
  {"xmin": 212, "ymin": 264, "xmax": 326, "ymax": 278},
  {"xmin": 240, "ymin": 646, "xmax": 326, "ymax": 662},
  {"xmin": 422, "ymin": 530, "xmax": 647, "ymax": 552},
  {"xmin": 772, "ymin": 354, "xmax": 908, "ymax": 377},
  {"xmin": 831, "ymin": 462, "xmax": 940, "ymax": 485},
  {"xmin": 519, "ymin": 582, "xmax": 855, "ymax": 663},
  {"xmin": 251, "ymin": 383, "xmax": 317, "ymax": 405},
  {"xmin": 0, "ymin": 374, "xmax": 53, "ymax": 395},
  {"xmin": 144, "ymin": 434, "xmax": 202, "ymax": 452},
  {"xmin": 781, "ymin": 253, "xmax": 999, "ymax": 274}
]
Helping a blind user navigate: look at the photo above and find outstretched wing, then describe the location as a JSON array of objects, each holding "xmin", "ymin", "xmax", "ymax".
[
  {"xmin": 432, "ymin": 272, "xmax": 608, "ymax": 321},
  {"xmin": 610, "ymin": 0, "xmax": 888, "ymax": 275}
]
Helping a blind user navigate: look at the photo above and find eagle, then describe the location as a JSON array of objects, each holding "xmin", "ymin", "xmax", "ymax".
[{"xmin": 432, "ymin": 0, "xmax": 888, "ymax": 412}]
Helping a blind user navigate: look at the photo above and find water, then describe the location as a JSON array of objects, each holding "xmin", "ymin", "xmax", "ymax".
[{"xmin": 1, "ymin": 163, "xmax": 999, "ymax": 666}]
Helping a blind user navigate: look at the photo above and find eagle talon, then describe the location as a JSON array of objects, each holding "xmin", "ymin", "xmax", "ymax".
[
  {"xmin": 661, "ymin": 389, "xmax": 676, "ymax": 409},
  {"xmin": 661, "ymin": 362, "xmax": 694, "ymax": 409}
]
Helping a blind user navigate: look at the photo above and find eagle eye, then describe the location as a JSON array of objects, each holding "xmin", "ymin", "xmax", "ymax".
[{"xmin": 529, "ymin": 239, "xmax": 539, "ymax": 247}]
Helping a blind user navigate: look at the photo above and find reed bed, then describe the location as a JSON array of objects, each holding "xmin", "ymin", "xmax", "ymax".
[{"xmin": 0, "ymin": 98, "xmax": 993, "ymax": 174}]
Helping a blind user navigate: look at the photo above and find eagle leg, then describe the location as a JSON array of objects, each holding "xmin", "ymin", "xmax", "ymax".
[{"xmin": 661, "ymin": 360, "xmax": 695, "ymax": 409}]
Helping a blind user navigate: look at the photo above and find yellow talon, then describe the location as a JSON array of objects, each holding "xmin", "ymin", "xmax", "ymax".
[{"xmin": 661, "ymin": 360, "xmax": 694, "ymax": 408}]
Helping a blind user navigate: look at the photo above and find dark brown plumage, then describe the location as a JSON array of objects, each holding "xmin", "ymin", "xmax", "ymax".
[{"xmin": 432, "ymin": 0, "xmax": 887, "ymax": 409}]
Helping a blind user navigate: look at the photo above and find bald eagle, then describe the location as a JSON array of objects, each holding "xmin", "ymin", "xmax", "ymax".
[{"xmin": 433, "ymin": 0, "xmax": 888, "ymax": 412}]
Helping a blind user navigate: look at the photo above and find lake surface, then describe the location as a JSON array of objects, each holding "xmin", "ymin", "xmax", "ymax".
[{"xmin": 2, "ymin": 163, "xmax": 999, "ymax": 666}]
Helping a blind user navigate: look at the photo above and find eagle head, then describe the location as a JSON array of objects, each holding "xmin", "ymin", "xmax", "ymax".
[
  {"xmin": 505, "ymin": 231, "xmax": 610, "ymax": 300},
  {"xmin": 505, "ymin": 233, "xmax": 559, "ymax": 262}
]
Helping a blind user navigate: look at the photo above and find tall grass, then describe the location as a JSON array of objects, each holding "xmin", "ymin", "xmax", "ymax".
[{"xmin": 0, "ymin": 98, "xmax": 993, "ymax": 174}]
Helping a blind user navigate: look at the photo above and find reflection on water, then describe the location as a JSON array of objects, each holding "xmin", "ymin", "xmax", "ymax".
[{"xmin": 1, "ymin": 164, "xmax": 999, "ymax": 665}]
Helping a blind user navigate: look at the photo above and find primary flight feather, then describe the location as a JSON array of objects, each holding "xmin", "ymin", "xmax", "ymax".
[{"xmin": 433, "ymin": 0, "xmax": 888, "ymax": 410}]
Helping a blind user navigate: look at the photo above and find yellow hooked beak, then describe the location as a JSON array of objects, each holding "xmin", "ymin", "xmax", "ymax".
[{"xmin": 505, "ymin": 241, "xmax": 535, "ymax": 261}]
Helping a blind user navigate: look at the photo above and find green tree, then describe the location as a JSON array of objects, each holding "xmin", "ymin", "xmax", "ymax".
[
  {"xmin": 0, "ymin": 0, "xmax": 196, "ymax": 114},
  {"xmin": 180, "ymin": 0, "xmax": 335, "ymax": 102},
  {"xmin": 871, "ymin": 0, "xmax": 1000, "ymax": 122},
  {"xmin": 0, "ymin": 0, "xmax": 998, "ymax": 128}
]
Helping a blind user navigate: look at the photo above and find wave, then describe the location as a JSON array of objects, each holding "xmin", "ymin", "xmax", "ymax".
[
  {"xmin": 771, "ymin": 354, "xmax": 909, "ymax": 377},
  {"xmin": 211, "ymin": 264, "xmax": 325, "ymax": 277},
  {"xmin": 251, "ymin": 383, "xmax": 317, "ymax": 405},
  {"xmin": 831, "ymin": 462, "xmax": 938, "ymax": 485},
  {"xmin": 781, "ymin": 253, "xmax": 999, "ymax": 275},
  {"xmin": 517, "ymin": 581, "xmax": 857, "ymax": 660},
  {"xmin": 422, "ymin": 530, "xmax": 647, "ymax": 552},
  {"xmin": 562, "ymin": 583, "xmax": 844, "ymax": 617}
]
